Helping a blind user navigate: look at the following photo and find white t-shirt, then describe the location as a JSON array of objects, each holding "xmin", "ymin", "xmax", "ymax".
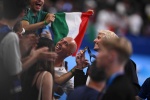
[
  {"xmin": 54, "ymin": 61, "xmax": 74, "ymax": 95},
  {"xmin": 0, "ymin": 32, "xmax": 22, "ymax": 75}
]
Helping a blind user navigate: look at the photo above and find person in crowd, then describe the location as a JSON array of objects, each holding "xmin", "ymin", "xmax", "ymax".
[
  {"xmin": 54, "ymin": 37, "xmax": 87, "ymax": 96},
  {"xmin": 67, "ymin": 60, "xmax": 106, "ymax": 100},
  {"xmin": 13, "ymin": 21, "xmax": 56, "ymax": 72},
  {"xmin": 21, "ymin": 37, "xmax": 57, "ymax": 100},
  {"xmin": 54, "ymin": 37, "xmax": 77, "ymax": 93},
  {"xmin": 136, "ymin": 77, "xmax": 150, "ymax": 100},
  {"xmin": 19, "ymin": 35, "xmax": 88, "ymax": 99},
  {"xmin": 0, "ymin": 0, "xmax": 27, "ymax": 99},
  {"xmin": 74, "ymin": 30, "xmax": 140, "ymax": 96},
  {"xmin": 96, "ymin": 37, "xmax": 135, "ymax": 100},
  {"xmin": 21, "ymin": 0, "xmax": 55, "ymax": 34}
]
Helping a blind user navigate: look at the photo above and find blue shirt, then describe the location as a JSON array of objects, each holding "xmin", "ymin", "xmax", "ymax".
[{"xmin": 67, "ymin": 86, "xmax": 99, "ymax": 100}]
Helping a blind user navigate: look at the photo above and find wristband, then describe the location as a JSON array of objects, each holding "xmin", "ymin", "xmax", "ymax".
[
  {"xmin": 44, "ymin": 20, "xmax": 49, "ymax": 25},
  {"xmin": 70, "ymin": 69, "xmax": 75, "ymax": 75}
]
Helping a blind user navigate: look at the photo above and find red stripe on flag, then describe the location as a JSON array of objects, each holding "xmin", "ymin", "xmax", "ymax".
[{"xmin": 72, "ymin": 11, "xmax": 93, "ymax": 56}]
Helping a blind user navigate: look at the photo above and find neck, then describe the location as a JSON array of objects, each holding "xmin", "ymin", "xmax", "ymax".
[
  {"xmin": 88, "ymin": 79, "xmax": 105, "ymax": 92},
  {"xmin": 106, "ymin": 64, "xmax": 124, "ymax": 78},
  {"xmin": 54, "ymin": 56, "xmax": 65, "ymax": 67},
  {"xmin": 0, "ymin": 18, "xmax": 17, "ymax": 29},
  {"xmin": 30, "ymin": 7, "xmax": 39, "ymax": 15}
]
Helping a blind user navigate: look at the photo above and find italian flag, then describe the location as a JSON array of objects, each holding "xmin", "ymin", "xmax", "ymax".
[{"xmin": 51, "ymin": 11, "xmax": 93, "ymax": 56}]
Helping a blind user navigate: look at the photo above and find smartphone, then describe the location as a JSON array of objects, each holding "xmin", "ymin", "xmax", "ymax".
[{"xmin": 82, "ymin": 46, "xmax": 88, "ymax": 53}]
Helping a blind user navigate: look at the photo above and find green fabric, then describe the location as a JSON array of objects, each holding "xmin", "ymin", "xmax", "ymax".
[
  {"xmin": 22, "ymin": 9, "xmax": 48, "ymax": 24},
  {"xmin": 51, "ymin": 13, "xmax": 69, "ymax": 44}
]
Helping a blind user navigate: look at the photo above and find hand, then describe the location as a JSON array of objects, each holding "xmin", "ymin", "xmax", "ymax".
[
  {"xmin": 30, "ymin": 46, "xmax": 58, "ymax": 61},
  {"xmin": 20, "ymin": 34, "xmax": 38, "ymax": 57},
  {"xmin": 45, "ymin": 13, "xmax": 55, "ymax": 23},
  {"xmin": 75, "ymin": 50, "xmax": 89, "ymax": 69},
  {"xmin": 87, "ymin": 9, "xmax": 94, "ymax": 15}
]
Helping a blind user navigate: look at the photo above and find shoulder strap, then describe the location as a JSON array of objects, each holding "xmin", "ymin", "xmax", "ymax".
[
  {"xmin": 64, "ymin": 61, "xmax": 68, "ymax": 71},
  {"xmin": 0, "ymin": 25, "xmax": 12, "ymax": 43},
  {"xmin": 38, "ymin": 71, "xmax": 47, "ymax": 100}
]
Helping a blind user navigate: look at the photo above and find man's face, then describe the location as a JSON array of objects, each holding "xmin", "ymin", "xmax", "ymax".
[
  {"xmin": 93, "ymin": 33, "xmax": 105, "ymax": 51},
  {"xmin": 55, "ymin": 37, "xmax": 74, "ymax": 56},
  {"xmin": 96, "ymin": 46, "xmax": 109, "ymax": 69},
  {"xmin": 30, "ymin": 0, "xmax": 44, "ymax": 12}
]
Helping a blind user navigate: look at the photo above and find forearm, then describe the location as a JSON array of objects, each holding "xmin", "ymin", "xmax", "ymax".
[
  {"xmin": 23, "ymin": 21, "xmax": 45, "ymax": 31},
  {"xmin": 22, "ymin": 55, "xmax": 38, "ymax": 71},
  {"xmin": 55, "ymin": 67, "xmax": 76, "ymax": 85}
]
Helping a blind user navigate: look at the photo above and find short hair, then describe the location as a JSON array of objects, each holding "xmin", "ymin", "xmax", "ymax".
[
  {"xmin": 89, "ymin": 60, "xmax": 106, "ymax": 82},
  {"xmin": 2, "ymin": 0, "xmax": 27, "ymax": 20},
  {"xmin": 100, "ymin": 37, "xmax": 132, "ymax": 64},
  {"xmin": 99, "ymin": 30, "xmax": 118, "ymax": 40}
]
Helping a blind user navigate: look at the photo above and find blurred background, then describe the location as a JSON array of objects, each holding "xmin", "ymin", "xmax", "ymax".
[{"xmin": 42, "ymin": 0, "xmax": 150, "ymax": 86}]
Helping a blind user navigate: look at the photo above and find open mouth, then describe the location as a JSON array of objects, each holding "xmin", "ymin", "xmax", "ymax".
[
  {"xmin": 55, "ymin": 44, "xmax": 62, "ymax": 51},
  {"xmin": 35, "ymin": 2, "xmax": 42, "ymax": 8}
]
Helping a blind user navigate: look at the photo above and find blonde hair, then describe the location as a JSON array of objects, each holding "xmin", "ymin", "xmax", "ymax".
[
  {"xmin": 99, "ymin": 30, "xmax": 118, "ymax": 40},
  {"xmin": 100, "ymin": 37, "xmax": 132, "ymax": 64}
]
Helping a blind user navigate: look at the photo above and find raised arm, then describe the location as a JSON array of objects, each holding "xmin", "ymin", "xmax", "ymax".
[{"xmin": 22, "ymin": 13, "xmax": 55, "ymax": 32}]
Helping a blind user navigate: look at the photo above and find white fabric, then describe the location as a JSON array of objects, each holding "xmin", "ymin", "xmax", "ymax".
[
  {"xmin": 86, "ymin": 76, "xmax": 90, "ymax": 85},
  {"xmin": 54, "ymin": 61, "xmax": 74, "ymax": 95},
  {"xmin": 65, "ymin": 12, "xmax": 82, "ymax": 39},
  {"xmin": 128, "ymin": 14, "xmax": 143, "ymax": 35},
  {"xmin": 0, "ymin": 32, "xmax": 22, "ymax": 75}
]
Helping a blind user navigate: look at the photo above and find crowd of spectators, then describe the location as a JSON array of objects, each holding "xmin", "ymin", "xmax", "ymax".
[{"xmin": 0, "ymin": 0, "xmax": 150, "ymax": 100}]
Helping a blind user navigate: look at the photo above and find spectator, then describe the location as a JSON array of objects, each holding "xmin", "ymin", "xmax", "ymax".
[
  {"xmin": 67, "ymin": 60, "xmax": 106, "ymax": 100},
  {"xmin": 128, "ymin": 12, "xmax": 143, "ymax": 36},
  {"xmin": 21, "ymin": 37, "xmax": 57, "ymax": 100},
  {"xmin": 54, "ymin": 37, "xmax": 77, "ymax": 96},
  {"xmin": 0, "ymin": 0, "xmax": 27, "ymax": 99},
  {"xmin": 74, "ymin": 30, "xmax": 140, "ymax": 96},
  {"xmin": 21, "ymin": 0, "xmax": 55, "ymax": 34},
  {"xmin": 96, "ymin": 37, "xmax": 135, "ymax": 100}
]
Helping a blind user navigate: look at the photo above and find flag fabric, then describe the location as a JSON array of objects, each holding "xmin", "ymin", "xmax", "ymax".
[{"xmin": 51, "ymin": 11, "xmax": 93, "ymax": 56}]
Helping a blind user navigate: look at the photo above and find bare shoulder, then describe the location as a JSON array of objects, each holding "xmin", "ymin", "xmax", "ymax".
[{"xmin": 35, "ymin": 71, "xmax": 52, "ymax": 90}]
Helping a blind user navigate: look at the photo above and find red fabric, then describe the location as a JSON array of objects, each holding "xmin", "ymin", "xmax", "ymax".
[{"xmin": 72, "ymin": 11, "xmax": 93, "ymax": 56}]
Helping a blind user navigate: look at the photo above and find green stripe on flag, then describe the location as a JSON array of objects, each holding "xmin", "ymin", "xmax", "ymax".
[{"xmin": 51, "ymin": 13, "xmax": 69, "ymax": 44}]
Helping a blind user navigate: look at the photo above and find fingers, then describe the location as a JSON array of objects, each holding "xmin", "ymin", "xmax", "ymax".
[
  {"xmin": 87, "ymin": 9, "xmax": 94, "ymax": 15},
  {"xmin": 46, "ymin": 13, "xmax": 55, "ymax": 23},
  {"xmin": 76, "ymin": 50, "xmax": 85, "ymax": 59},
  {"xmin": 38, "ymin": 47, "xmax": 49, "ymax": 52},
  {"xmin": 41, "ymin": 52, "xmax": 58, "ymax": 61}
]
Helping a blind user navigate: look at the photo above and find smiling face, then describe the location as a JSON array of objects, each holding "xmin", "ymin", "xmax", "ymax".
[
  {"xmin": 93, "ymin": 33, "xmax": 105, "ymax": 51},
  {"xmin": 30, "ymin": 0, "xmax": 44, "ymax": 12},
  {"xmin": 55, "ymin": 37, "xmax": 77, "ymax": 57}
]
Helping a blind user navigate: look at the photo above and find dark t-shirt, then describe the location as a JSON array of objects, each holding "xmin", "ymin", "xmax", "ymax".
[
  {"xmin": 67, "ymin": 86, "xmax": 99, "ymax": 100},
  {"xmin": 138, "ymin": 77, "xmax": 150, "ymax": 100},
  {"xmin": 101, "ymin": 75, "xmax": 135, "ymax": 100}
]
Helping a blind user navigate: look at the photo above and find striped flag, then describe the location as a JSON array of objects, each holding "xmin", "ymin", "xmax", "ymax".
[{"xmin": 51, "ymin": 11, "xmax": 93, "ymax": 56}]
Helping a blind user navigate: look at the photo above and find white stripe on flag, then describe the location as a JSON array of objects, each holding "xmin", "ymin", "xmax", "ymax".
[{"xmin": 65, "ymin": 12, "xmax": 82, "ymax": 39}]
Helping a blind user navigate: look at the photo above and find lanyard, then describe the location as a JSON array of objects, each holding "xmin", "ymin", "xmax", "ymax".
[{"xmin": 83, "ymin": 46, "xmax": 96, "ymax": 63}]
